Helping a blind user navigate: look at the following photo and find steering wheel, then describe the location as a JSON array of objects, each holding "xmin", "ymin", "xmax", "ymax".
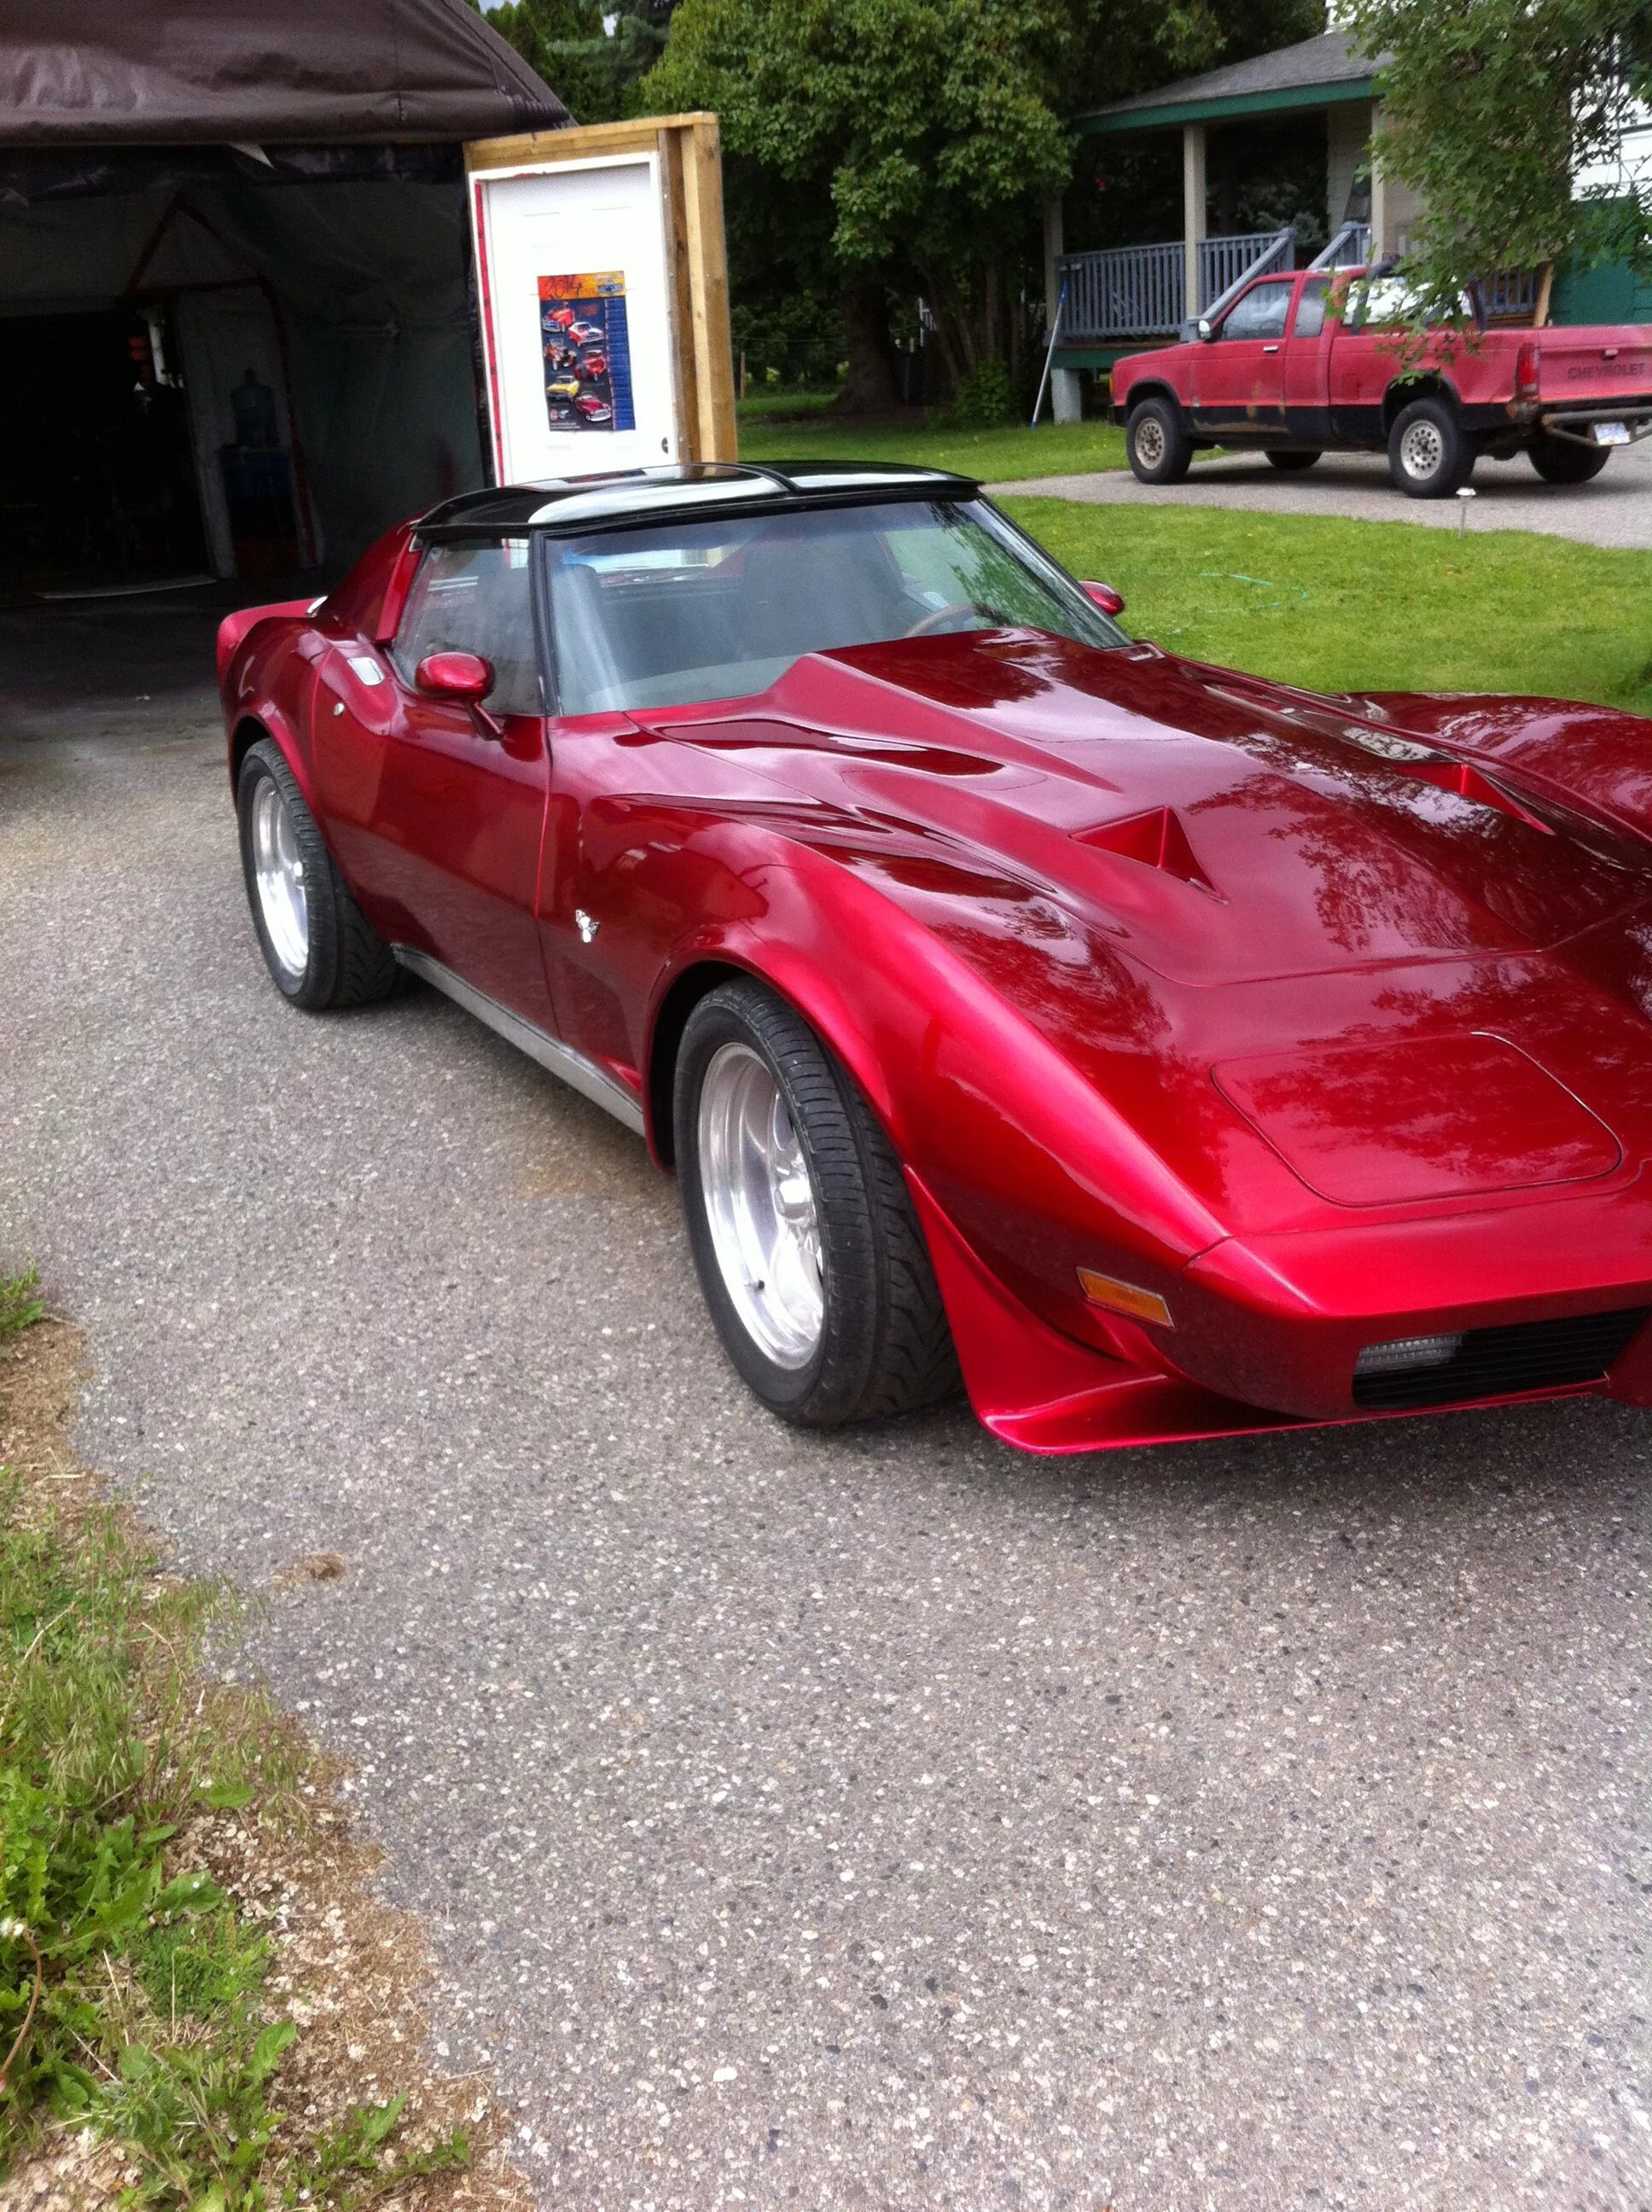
[{"xmin": 904, "ymin": 601, "xmax": 981, "ymax": 638}]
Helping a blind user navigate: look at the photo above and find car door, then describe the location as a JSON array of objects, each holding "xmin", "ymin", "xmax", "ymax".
[
  {"xmin": 1190, "ymin": 276, "xmax": 1295, "ymax": 434},
  {"xmin": 1283, "ymin": 274, "xmax": 1333, "ymax": 444},
  {"xmin": 313, "ymin": 536, "xmax": 558, "ymax": 1031}
]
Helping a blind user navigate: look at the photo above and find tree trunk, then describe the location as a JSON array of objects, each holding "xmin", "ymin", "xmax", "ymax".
[{"xmin": 834, "ymin": 286, "xmax": 900, "ymax": 414}]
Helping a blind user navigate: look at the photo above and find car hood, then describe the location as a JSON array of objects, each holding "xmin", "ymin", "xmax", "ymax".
[{"xmin": 654, "ymin": 632, "xmax": 1652, "ymax": 990}]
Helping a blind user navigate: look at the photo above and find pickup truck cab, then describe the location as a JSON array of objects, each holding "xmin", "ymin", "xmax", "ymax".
[{"xmin": 1111, "ymin": 266, "xmax": 1652, "ymax": 498}]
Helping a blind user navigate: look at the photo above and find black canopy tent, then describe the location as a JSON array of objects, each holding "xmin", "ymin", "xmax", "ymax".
[{"xmin": 0, "ymin": 2, "xmax": 568, "ymax": 595}]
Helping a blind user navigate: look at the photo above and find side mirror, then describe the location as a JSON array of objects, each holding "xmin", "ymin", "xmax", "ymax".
[
  {"xmin": 416, "ymin": 649, "xmax": 494, "ymax": 703},
  {"xmin": 1082, "ymin": 580, "xmax": 1126, "ymax": 617},
  {"xmin": 1196, "ymin": 317, "xmax": 1215, "ymax": 342}
]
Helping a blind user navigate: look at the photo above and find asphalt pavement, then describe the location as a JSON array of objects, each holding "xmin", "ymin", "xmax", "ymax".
[
  {"xmin": 1, "ymin": 607, "xmax": 1649, "ymax": 2210},
  {"xmin": 996, "ymin": 436, "xmax": 1652, "ymax": 550}
]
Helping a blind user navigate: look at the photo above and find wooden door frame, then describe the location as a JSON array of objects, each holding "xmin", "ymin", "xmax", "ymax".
[{"xmin": 465, "ymin": 112, "xmax": 736, "ymax": 469}]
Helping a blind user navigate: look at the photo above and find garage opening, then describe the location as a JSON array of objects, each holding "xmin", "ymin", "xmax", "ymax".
[
  {"xmin": 0, "ymin": 1, "xmax": 570, "ymax": 611},
  {"xmin": 0, "ymin": 306, "xmax": 209, "ymax": 597}
]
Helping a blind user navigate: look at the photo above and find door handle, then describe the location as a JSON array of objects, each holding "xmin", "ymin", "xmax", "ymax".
[{"xmin": 1262, "ymin": 343, "xmax": 1281, "ymax": 353}]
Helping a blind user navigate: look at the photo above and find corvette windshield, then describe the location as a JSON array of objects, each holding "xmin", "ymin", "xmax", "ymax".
[{"xmin": 543, "ymin": 498, "xmax": 1126, "ymax": 715}]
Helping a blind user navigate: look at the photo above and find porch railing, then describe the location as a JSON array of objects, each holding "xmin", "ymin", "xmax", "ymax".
[
  {"xmin": 1057, "ymin": 226, "xmax": 1294, "ymax": 341},
  {"xmin": 1309, "ymin": 221, "xmax": 1371, "ymax": 269},
  {"xmin": 1481, "ymin": 269, "xmax": 1541, "ymax": 322}
]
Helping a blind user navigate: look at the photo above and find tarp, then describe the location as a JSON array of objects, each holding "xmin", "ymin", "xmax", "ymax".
[{"xmin": 0, "ymin": 0, "xmax": 569, "ymax": 147}]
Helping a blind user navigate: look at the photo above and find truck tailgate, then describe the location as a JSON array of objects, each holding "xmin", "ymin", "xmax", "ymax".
[{"xmin": 1539, "ymin": 325, "xmax": 1652, "ymax": 403}]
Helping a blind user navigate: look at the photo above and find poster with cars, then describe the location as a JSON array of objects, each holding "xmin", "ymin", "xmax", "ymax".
[{"xmin": 538, "ymin": 271, "xmax": 635, "ymax": 434}]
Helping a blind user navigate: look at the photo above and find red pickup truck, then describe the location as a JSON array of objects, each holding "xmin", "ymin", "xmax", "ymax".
[{"xmin": 1111, "ymin": 266, "xmax": 1652, "ymax": 498}]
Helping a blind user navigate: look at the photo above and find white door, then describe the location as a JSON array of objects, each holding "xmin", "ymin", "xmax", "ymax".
[{"xmin": 469, "ymin": 151, "xmax": 680, "ymax": 484}]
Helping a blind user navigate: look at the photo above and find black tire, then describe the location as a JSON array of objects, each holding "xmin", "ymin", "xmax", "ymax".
[
  {"xmin": 1387, "ymin": 396, "xmax": 1475, "ymax": 498},
  {"xmin": 1528, "ymin": 433, "xmax": 1610, "ymax": 485},
  {"xmin": 236, "ymin": 737, "xmax": 398, "ymax": 1010},
  {"xmin": 1265, "ymin": 449, "xmax": 1321, "ymax": 471},
  {"xmin": 1125, "ymin": 396, "xmax": 1193, "ymax": 485},
  {"xmin": 674, "ymin": 978, "xmax": 959, "ymax": 1426}
]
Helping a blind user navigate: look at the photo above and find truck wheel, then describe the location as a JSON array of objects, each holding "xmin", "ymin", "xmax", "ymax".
[
  {"xmin": 237, "ymin": 738, "xmax": 398, "ymax": 1010},
  {"xmin": 1387, "ymin": 399, "xmax": 1474, "ymax": 498},
  {"xmin": 1265, "ymin": 450, "xmax": 1321, "ymax": 472},
  {"xmin": 1528, "ymin": 433, "xmax": 1610, "ymax": 485},
  {"xmin": 1126, "ymin": 398, "xmax": 1192, "ymax": 485},
  {"xmin": 674, "ymin": 978, "xmax": 959, "ymax": 1427}
]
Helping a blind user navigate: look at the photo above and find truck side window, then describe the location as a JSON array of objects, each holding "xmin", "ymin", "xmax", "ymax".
[
  {"xmin": 1293, "ymin": 278, "xmax": 1330, "ymax": 340},
  {"xmin": 1219, "ymin": 281, "xmax": 1293, "ymax": 341},
  {"xmin": 392, "ymin": 538, "xmax": 542, "ymax": 714}
]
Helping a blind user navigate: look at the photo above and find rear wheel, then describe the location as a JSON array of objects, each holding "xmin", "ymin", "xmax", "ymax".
[
  {"xmin": 1265, "ymin": 449, "xmax": 1321, "ymax": 471},
  {"xmin": 674, "ymin": 979, "xmax": 958, "ymax": 1425},
  {"xmin": 1387, "ymin": 398, "xmax": 1475, "ymax": 498},
  {"xmin": 237, "ymin": 738, "xmax": 397, "ymax": 1010},
  {"xmin": 1528, "ymin": 432, "xmax": 1611, "ymax": 484},
  {"xmin": 1125, "ymin": 396, "xmax": 1193, "ymax": 485}
]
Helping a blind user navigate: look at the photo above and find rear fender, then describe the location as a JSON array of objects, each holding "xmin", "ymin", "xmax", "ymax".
[
  {"xmin": 1382, "ymin": 371, "xmax": 1460, "ymax": 429},
  {"xmin": 216, "ymin": 599, "xmax": 315, "ymax": 690},
  {"xmin": 227, "ymin": 700, "xmax": 319, "ymax": 817}
]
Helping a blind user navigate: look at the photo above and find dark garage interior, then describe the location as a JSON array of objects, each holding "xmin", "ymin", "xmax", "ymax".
[{"xmin": 0, "ymin": 1, "xmax": 567, "ymax": 610}]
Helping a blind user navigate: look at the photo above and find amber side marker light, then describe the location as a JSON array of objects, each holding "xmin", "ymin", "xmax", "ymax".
[{"xmin": 1077, "ymin": 1268, "xmax": 1174, "ymax": 1328}]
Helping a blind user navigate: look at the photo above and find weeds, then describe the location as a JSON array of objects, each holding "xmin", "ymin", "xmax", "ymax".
[
  {"xmin": 0, "ymin": 1270, "xmax": 44, "ymax": 1345},
  {"xmin": 0, "ymin": 1279, "xmax": 480, "ymax": 2208}
]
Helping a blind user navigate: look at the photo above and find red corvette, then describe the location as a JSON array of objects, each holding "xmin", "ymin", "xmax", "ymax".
[{"xmin": 218, "ymin": 463, "xmax": 1652, "ymax": 1452}]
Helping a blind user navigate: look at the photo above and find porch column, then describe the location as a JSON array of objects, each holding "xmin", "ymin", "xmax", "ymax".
[
  {"xmin": 1043, "ymin": 194, "xmax": 1081, "ymax": 425},
  {"xmin": 1182, "ymin": 122, "xmax": 1207, "ymax": 321},
  {"xmin": 1369, "ymin": 147, "xmax": 1388, "ymax": 260}
]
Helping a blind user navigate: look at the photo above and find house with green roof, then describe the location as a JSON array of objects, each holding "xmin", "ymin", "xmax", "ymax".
[{"xmin": 1042, "ymin": 26, "xmax": 1650, "ymax": 421}]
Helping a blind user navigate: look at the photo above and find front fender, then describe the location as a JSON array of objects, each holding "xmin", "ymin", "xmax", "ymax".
[
  {"xmin": 1364, "ymin": 692, "xmax": 1652, "ymax": 851},
  {"xmin": 640, "ymin": 825, "xmax": 1226, "ymax": 1382}
]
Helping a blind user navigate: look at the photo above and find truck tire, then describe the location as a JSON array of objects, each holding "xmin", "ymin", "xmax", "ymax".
[
  {"xmin": 1265, "ymin": 450, "xmax": 1321, "ymax": 472},
  {"xmin": 1126, "ymin": 397, "xmax": 1193, "ymax": 485},
  {"xmin": 1387, "ymin": 398, "xmax": 1475, "ymax": 498},
  {"xmin": 1528, "ymin": 433, "xmax": 1610, "ymax": 485}
]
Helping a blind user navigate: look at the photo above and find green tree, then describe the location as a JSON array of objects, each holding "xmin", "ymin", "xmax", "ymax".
[
  {"xmin": 1346, "ymin": 0, "xmax": 1652, "ymax": 312},
  {"xmin": 474, "ymin": 0, "xmax": 679, "ymax": 124},
  {"xmin": 644, "ymin": 0, "xmax": 1323, "ymax": 411}
]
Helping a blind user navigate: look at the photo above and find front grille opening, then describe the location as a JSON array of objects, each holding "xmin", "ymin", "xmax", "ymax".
[{"xmin": 1352, "ymin": 1307, "xmax": 1649, "ymax": 1412}]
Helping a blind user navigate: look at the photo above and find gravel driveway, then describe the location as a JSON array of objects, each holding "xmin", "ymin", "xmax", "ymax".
[
  {"xmin": 998, "ymin": 437, "xmax": 1652, "ymax": 550},
  {"xmin": 1, "ymin": 606, "xmax": 1649, "ymax": 2211}
]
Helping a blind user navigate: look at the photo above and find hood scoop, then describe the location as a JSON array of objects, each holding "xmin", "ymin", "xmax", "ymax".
[
  {"xmin": 1073, "ymin": 806, "xmax": 1219, "ymax": 896},
  {"xmin": 1206, "ymin": 681, "xmax": 1555, "ymax": 834}
]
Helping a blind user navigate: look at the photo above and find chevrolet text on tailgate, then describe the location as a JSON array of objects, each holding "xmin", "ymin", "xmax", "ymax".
[
  {"xmin": 1112, "ymin": 265, "xmax": 1652, "ymax": 497},
  {"xmin": 219, "ymin": 463, "xmax": 1652, "ymax": 1455}
]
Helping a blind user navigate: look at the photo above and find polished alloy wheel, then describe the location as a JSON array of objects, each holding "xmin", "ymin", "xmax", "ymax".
[
  {"xmin": 1134, "ymin": 416, "xmax": 1166, "ymax": 469},
  {"xmin": 1400, "ymin": 418, "xmax": 1444, "ymax": 481},
  {"xmin": 697, "ymin": 1041, "xmax": 824, "ymax": 1369},
  {"xmin": 251, "ymin": 777, "xmax": 310, "ymax": 977}
]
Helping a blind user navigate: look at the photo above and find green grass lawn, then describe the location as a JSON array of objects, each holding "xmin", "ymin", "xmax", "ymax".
[
  {"xmin": 1003, "ymin": 498, "xmax": 1652, "ymax": 717},
  {"xmin": 738, "ymin": 399, "xmax": 1128, "ymax": 483}
]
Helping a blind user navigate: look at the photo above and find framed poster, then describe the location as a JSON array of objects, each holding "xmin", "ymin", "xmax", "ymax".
[
  {"xmin": 467, "ymin": 114, "xmax": 736, "ymax": 483},
  {"xmin": 538, "ymin": 271, "xmax": 633, "ymax": 434}
]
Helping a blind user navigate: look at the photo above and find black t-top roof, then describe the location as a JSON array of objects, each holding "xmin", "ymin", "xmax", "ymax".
[{"xmin": 419, "ymin": 461, "xmax": 983, "ymax": 540}]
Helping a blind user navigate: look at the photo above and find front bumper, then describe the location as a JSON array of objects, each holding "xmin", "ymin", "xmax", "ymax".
[{"xmin": 911, "ymin": 1169, "xmax": 1652, "ymax": 1455}]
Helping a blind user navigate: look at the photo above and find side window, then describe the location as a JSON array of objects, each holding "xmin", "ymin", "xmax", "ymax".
[
  {"xmin": 1219, "ymin": 281, "xmax": 1293, "ymax": 341},
  {"xmin": 392, "ymin": 538, "xmax": 542, "ymax": 714},
  {"xmin": 1292, "ymin": 277, "xmax": 1329, "ymax": 340}
]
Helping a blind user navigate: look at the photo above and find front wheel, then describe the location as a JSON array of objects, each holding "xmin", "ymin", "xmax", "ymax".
[
  {"xmin": 1125, "ymin": 397, "xmax": 1193, "ymax": 485},
  {"xmin": 237, "ymin": 738, "xmax": 398, "ymax": 1010},
  {"xmin": 674, "ymin": 980, "xmax": 959, "ymax": 1425},
  {"xmin": 1387, "ymin": 398, "xmax": 1475, "ymax": 498},
  {"xmin": 1265, "ymin": 449, "xmax": 1321, "ymax": 472},
  {"xmin": 1528, "ymin": 433, "xmax": 1611, "ymax": 484}
]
